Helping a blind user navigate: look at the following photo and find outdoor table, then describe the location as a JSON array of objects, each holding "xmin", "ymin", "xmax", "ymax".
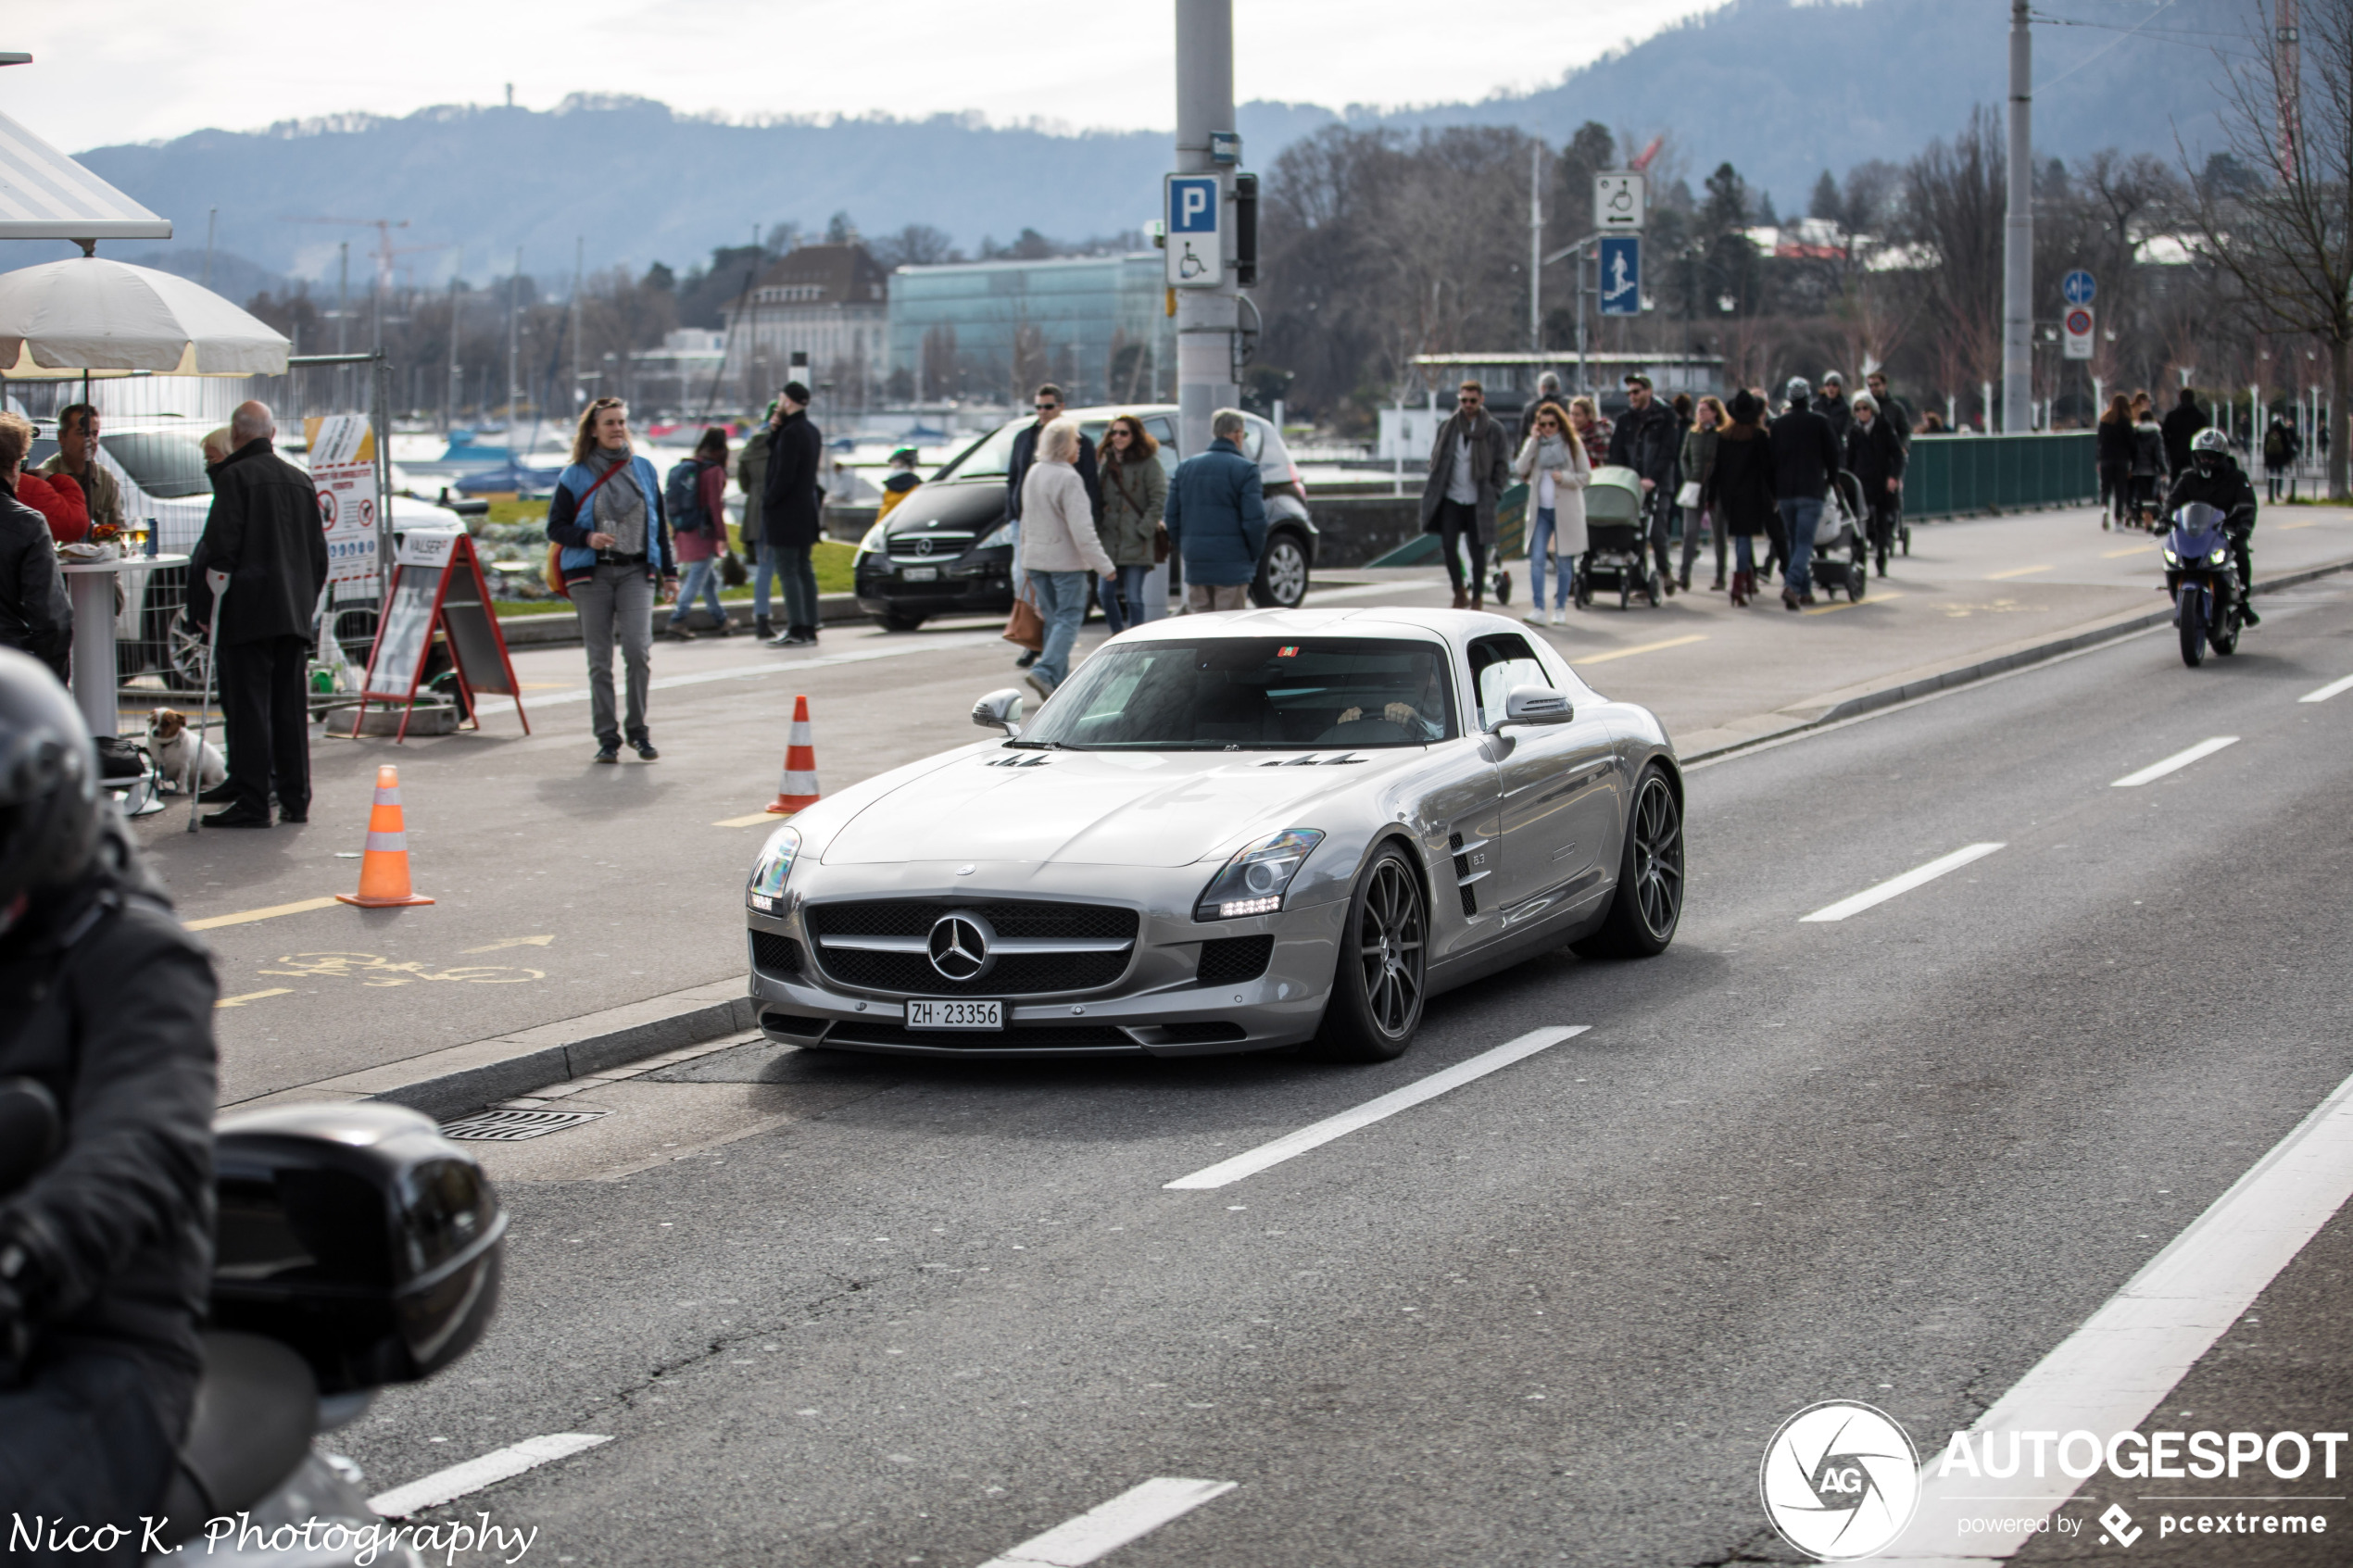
[{"xmin": 60, "ymin": 551, "xmax": 190, "ymax": 739}]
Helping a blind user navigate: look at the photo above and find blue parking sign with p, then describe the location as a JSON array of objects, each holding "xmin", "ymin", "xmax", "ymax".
[{"xmin": 1166, "ymin": 174, "xmax": 1221, "ymax": 287}]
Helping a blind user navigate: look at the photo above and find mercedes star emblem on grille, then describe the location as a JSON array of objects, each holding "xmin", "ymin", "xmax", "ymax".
[
  {"xmin": 916, "ymin": 537, "xmax": 935, "ymax": 556},
  {"xmin": 927, "ymin": 911, "xmax": 994, "ymax": 981}
]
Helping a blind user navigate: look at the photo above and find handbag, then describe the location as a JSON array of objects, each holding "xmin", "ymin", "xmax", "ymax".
[
  {"xmin": 1676, "ymin": 480, "xmax": 1703, "ymax": 509},
  {"xmin": 1001, "ymin": 576, "xmax": 1046, "ymax": 653},
  {"xmin": 720, "ymin": 550, "xmax": 748, "ymax": 588},
  {"xmin": 1153, "ymin": 524, "xmax": 1170, "ymax": 565},
  {"xmin": 543, "ymin": 456, "xmax": 636, "ymax": 600}
]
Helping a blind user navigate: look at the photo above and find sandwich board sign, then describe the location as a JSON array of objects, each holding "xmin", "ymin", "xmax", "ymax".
[
  {"xmin": 1164, "ymin": 173, "xmax": 1221, "ymax": 287},
  {"xmin": 351, "ymin": 527, "xmax": 530, "ymax": 742}
]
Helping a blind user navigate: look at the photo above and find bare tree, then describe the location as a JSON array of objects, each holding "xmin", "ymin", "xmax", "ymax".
[
  {"xmin": 2184, "ymin": 0, "xmax": 2353, "ymax": 495},
  {"xmin": 1898, "ymin": 107, "xmax": 2007, "ymax": 424}
]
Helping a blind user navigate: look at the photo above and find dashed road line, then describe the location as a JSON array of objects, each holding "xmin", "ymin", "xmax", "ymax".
[
  {"xmin": 1888, "ymin": 1063, "xmax": 2353, "ymax": 1562},
  {"xmin": 214, "ymin": 988, "xmax": 293, "ymax": 1009},
  {"xmin": 368, "ymin": 1433, "xmax": 611, "ymax": 1518},
  {"xmin": 531, "ymin": 632, "xmax": 1004, "ymax": 708},
  {"xmin": 1987, "ymin": 564, "xmax": 2053, "ymax": 579},
  {"xmin": 975, "ymin": 1477, "xmax": 1238, "ymax": 1568},
  {"xmin": 2110, "ymin": 735, "xmax": 2238, "ymax": 787},
  {"xmin": 1164, "ymin": 1026, "xmax": 1588, "ymax": 1190},
  {"xmin": 2101, "ymin": 544, "xmax": 2154, "ymax": 558},
  {"xmin": 1575, "ymin": 634, "xmax": 1707, "ymax": 666},
  {"xmin": 1799, "ymin": 843, "xmax": 2005, "ymax": 923},
  {"xmin": 715, "ymin": 810, "xmax": 787, "ymax": 828},
  {"xmin": 1804, "ymin": 592, "xmax": 1905, "ymax": 617},
  {"xmin": 184, "ymin": 895, "xmax": 343, "ymax": 932},
  {"xmin": 2299, "ymin": 672, "xmax": 2353, "ymax": 703}
]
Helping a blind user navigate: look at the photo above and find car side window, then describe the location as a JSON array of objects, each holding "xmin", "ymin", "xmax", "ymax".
[
  {"xmin": 1466, "ymin": 633, "xmax": 1550, "ymax": 729},
  {"xmin": 1145, "ymin": 417, "xmax": 1179, "ymax": 477},
  {"xmin": 1239, "ymin": 419, "xmax": 1266, "ymax": 463}
]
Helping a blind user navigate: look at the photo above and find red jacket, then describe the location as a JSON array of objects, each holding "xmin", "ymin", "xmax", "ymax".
[{"xmin": 18, "ymin": 470, "xmax": 88, "ymax": 544}]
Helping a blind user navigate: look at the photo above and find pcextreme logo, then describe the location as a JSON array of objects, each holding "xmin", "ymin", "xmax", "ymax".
[{"xmin": 1759, "ymin": 1401, "xmax": 1922, "ymax": 1562}]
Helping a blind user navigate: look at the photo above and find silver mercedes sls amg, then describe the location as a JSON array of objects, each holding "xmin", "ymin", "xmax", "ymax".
[{"xmin": 743, "ymin": 607, "xmax": 1684, "ymax": 1061}]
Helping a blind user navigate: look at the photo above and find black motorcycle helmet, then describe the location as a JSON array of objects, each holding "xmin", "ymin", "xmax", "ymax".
[{"xmin": 0, "ymin": 646, "xmax": 101, "ymax": 935}]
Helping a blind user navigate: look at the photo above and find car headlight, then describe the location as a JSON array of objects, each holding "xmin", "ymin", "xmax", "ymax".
[
  {"xmin": 975, "ymin": 521, "xmax": 1013, "ymax": 550},
  {"xmin": 856, "ymin": 522, "xmax": 887, "ymax": 557},
  {"xmin": 2161, "ymin": 547, "xmax": 2179, "ymax": 565},
  {"xmin": 1196, "ymin": 829, "xmax": 1324, "ymax": 920},
  {"xmin": 2208, "ymin": 547, "xmax": 2227, "ymax": 565},
  {"xmin": 748, "ymin": 825, "xmax": 801, "ymax": 910}
]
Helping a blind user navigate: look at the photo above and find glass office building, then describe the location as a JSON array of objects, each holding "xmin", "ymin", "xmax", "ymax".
[{"xmin": 887, "ymin": 253, "xmax": 1176, "ymax": 408}]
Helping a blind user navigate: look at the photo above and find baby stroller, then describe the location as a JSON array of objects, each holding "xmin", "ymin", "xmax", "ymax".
[
  {"xmin": 1807, "ymin": 471, "xmax": 1870, "ymax": 602},
  {"xmin": 1573, "ymin": 465, "xmax": 1664, "ymax": 609}
]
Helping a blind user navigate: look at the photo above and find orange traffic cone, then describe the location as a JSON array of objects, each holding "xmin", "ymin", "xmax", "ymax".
[
  {"xmin": 335, "ymin": 764, "xmax": 435, "ymax": 908},
  {"xmin": 766, "ymin": 695, "xmax": 822, "ymax": 815}
]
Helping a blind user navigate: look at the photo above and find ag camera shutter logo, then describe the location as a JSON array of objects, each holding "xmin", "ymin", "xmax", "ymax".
[{"xmin": 1759, "ymin": 1401, "xmax": 1921, "ymax": 1561}]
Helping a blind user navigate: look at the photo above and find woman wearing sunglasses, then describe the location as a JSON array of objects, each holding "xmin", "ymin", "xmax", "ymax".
[
  {"xmin": 1512, "ymin": 400, "xmax": 1588, "ymax": 626},
  {"xmin": 1096, "ymin": 414, "xmax": 1167, "ymax": 633}
]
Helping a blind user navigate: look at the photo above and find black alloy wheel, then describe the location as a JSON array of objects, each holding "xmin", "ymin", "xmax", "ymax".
[
  {"xmin": 1575, "ymin": 766, "xmax": 1684, "ymax": 959},
  {"xmin": 1313, "ymin": 843, "xmax": 1427, "ymax": 1062}
]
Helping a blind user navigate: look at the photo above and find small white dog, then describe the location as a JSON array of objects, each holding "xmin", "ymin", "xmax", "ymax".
[{"xmin": 146, "ymin": 708, "xmax": 226, "ymax": 795}]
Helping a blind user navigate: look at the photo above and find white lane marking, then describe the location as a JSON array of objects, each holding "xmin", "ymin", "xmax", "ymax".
[
  {"xmin": 1302, "ymin": 577, "xmax": 1448, "ymax": 603},
  {"xmin": 531, "ymin": 633, "xmax": 1002, "ymax": 707},
  {"xmin": 2299, "ymin": 672, "xmax": 2353, "ymax": 703},
  {"xmin": 367, "ymin": 1433, "xmax": 611, "ymax": 1517},
  {"xmin": 1886, "ymin": 1064, "xmax": 2353, "ymax": 1563},
  {"xmin": 1798, "ymin": 844, "xmax": 2005, "ymax": 923},
  {"xmin": 975, "ymin": 1477, "xmax": 1238, "ymax": 1568},
  {"xmin": 1164, "ymin": 1026, "xmax": 1588, "ymax": 1190},
  {"xmin": 2109, "ymin": 734, "xmax": 2238, "ymax": 787}
]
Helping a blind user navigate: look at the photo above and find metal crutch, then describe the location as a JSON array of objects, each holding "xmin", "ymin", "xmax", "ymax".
[{"xmin": 187, "ymin": 568, "xmax": 229, "ymax": 834}]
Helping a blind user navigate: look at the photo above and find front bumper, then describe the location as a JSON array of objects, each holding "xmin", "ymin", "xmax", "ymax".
[
  {"xmin": 744, "ymin": 861, "xmax": 1340, "ymax": 1058},
  {"xmin": 853, "ymin": 552, "xmax": 1014, "ymax": 621}
]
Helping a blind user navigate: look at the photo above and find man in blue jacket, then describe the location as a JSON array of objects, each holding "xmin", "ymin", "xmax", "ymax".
[{"xmin": 1164, "ymin": 408, "xmax": 1266, "ymax": 612}]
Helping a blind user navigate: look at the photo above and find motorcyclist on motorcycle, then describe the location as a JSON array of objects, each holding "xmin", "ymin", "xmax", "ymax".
[
  {"xmin": 2164, "ymin": 427, "xmax": 2262, "ymax": 626},
  {"xmin": 0, "ymin": 647, "xmax": 219, "ymax": 1555}
]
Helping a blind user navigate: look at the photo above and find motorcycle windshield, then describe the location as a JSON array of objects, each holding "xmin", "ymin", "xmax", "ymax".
[{"xmin": 2168, "ymin": 502, "xmax": 2228, "ymax": 558}]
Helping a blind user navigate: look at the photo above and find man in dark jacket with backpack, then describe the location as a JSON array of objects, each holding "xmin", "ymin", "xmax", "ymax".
[
  {"xmin": 761, "ymin": 383, "xmax": 825, "ymax": 647},
  {"xmin": 1768, "ymin": 378, "xmax": 1843, "ymax": 611}
]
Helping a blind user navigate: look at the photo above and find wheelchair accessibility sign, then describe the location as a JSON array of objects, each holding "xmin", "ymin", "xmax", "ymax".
[{"xmin": 1165, "ymin": 173, "xmax": 1221, "ymax": 288}]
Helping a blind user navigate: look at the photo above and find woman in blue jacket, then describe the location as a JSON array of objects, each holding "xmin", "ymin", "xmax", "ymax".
[{"xmin": 547, "ymin": 397, "xmax": 676, "ymax": 761}]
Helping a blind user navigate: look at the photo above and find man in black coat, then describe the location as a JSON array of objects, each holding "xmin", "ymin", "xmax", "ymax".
[
  {"xmin": 1606, "ymin": 374, "xmax": 1682, "ymax": 592},
  {"xmin": 2160, "ymin": 387, "xmax": 2209, "ymax": 479},
  {"xmin": 1812, "ymin": 370, "xmax": 1854, "ymax": 442},
  {"xmin": 0, "ymin": 649, "xmax": 219, "ymax": 1539},
  {"xmin": 761, "ymin": 382, "xmax": 826, "ymax": 646},
  {"xmin": 187, "ymin": 402, "xmax": 327, "ymax": 827},
  {"xmin": 1768, "ymin": 377, "xmax": 1843, "ymax": 610},
  {"xmin": 0, "ymin": 412, "xmax": 69, "ymax": 682}
]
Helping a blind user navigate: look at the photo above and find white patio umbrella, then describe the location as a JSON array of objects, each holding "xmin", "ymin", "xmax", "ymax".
[{"xmin": 0, "ymin": 255, "xmax": 290, "ymax": 378}]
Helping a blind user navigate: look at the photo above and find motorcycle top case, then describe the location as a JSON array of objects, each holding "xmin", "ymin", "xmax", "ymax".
[{"xmin": 210, "ymin": 1103, "xmax": 507, "ymax": 1393}]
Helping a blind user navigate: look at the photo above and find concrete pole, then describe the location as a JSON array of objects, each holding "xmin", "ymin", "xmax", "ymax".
[
  {"xmin": 1170, "ymin": 0, "xmax": 1238, "ymax": 619},
  {"xmin": 2002, "ymin": 0, "xmax": 2033, "ymax": 433}
]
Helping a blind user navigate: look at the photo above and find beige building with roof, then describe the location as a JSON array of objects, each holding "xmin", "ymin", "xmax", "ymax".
[{"xmin": 717, "ymin": 243, "xmax": 889, "ymax": 409}]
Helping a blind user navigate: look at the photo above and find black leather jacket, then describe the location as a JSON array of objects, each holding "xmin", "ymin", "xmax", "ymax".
[{"xmin": 0, "ymin": 822, "xmax": 217, "ymax": 1437}]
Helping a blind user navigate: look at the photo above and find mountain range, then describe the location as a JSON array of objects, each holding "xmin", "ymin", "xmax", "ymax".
[{"xmin": 64, "ymin": 0, "xmax": 2229, "ymax": 292}]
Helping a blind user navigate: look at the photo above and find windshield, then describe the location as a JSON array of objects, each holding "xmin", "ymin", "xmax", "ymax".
[
  {"xmin": 101, "ymin": 431, "xmax": 213, "ymax": 499},
  {"xmin": 935, "ymin": 421, "xmax": 1023, "ymax": 481},
  {"xmin": 1021, "ymin": 637, "xmax": 1459, "ymax": 749}
]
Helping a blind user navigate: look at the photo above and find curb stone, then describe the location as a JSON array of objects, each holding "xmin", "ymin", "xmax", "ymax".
[{"xmin": 1677, "ymin": 554, "xmax": 2353, "ymax": 765}]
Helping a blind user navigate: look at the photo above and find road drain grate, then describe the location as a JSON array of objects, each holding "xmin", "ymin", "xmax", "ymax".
[{"xmin": 440, "ymin": 1108, "xmax": 610, "ymax": 1141}]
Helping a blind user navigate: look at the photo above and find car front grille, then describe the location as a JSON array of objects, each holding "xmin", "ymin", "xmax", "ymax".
[
  {"xmin": 887, "ymin": 533, "xmax": 975, "ymax": 559},
  {"xmin": 1197, "ymin": 935, "xmax": 1273, "ymax": 986},
  {"xmin": 750, "ymin": 932, "xmax": 803, "ymax": 977},
  {"xmin": 824, "ymin": 1021, "xmax": 1135, "ymax": 1050},
  {"xmin": 804, "ymin": 898, "xmax": 1139, "ymax": 997}
]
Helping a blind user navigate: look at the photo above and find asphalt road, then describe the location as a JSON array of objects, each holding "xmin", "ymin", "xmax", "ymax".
[
  {"xmin": 144, "ymin": 500, "xmax": 2353, "ymax": 1106},
  {"xmin": 314, "ymin": 570, "xmax": 2353, "ymax": 1564}
]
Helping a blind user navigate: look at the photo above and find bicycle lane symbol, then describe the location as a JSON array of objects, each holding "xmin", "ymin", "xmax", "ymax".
[{"xmin": 258, "ymin": 951, "xmax": 547, "ymax": 987}]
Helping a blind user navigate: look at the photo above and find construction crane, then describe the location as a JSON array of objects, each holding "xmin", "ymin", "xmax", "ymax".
[{"xmin": 280, "ymin": 215, "xmax": 421, "ymax": 296}]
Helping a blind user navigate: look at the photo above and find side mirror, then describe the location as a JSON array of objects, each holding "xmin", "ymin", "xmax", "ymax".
[
  {"xmin": 1492, "ymin": 684, "xmax": 1574, "ymax": 731},
  {"xmin": 972, "ymin": 688, "xmax": 1026, "ymax": 736}
]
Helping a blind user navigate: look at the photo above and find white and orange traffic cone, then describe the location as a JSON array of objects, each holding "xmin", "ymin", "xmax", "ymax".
[
  {"xmin": 335, "ymin": 764, "xmax": 435, "ymax": 908},
  {"xmin": 765, "ymin": 695, "xmax": 822, "ymax": 815}
]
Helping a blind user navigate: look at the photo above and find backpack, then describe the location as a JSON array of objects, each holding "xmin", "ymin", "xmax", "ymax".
[
  {"xmin": 2264, "ymin": 426, "xmax": 2289, "ymax": 463},
  {"xmin": 664, "ymin": 458, "xmax": 708, "ymax": 535}
]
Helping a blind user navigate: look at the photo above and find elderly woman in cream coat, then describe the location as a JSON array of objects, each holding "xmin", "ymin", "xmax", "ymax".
[
  {"xmin": 1514, "ymin": 399, "xmax": 1590, "ymax": 625},
  {"xmin": 1018, "ymin": 417, "xmax": 1117, "ymax": 698}
]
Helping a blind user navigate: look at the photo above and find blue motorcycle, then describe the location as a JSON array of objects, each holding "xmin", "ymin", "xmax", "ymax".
[{"xmin": 2161, "ymin": 501, "xmax": 2244, "ymax": 667}]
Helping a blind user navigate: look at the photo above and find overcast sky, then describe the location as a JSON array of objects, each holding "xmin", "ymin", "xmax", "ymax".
[{"xmin": 10, "ymin": 0, "xmax": 1725, "ymax": 151}]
